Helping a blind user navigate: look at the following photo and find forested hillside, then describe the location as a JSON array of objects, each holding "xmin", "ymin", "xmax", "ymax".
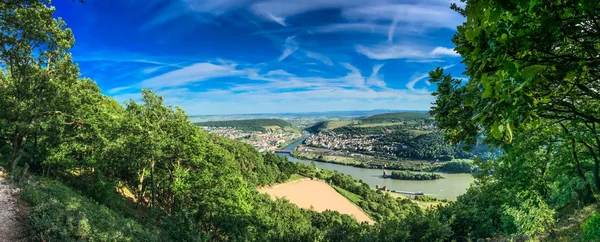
[
  {"xmin": 359, "ymin": 112, "xmax": 431, "ymax": 124},
  {"xmin": 1, "ymin": 0, "xmax": 599, "ymax": 241},
  {"xmin": 306, "ymin": 121, "xmax": 328, "ymax": 133},
  {"xmin": 194, "ymin": 118, "xmax": 292, "ymax": 132}
]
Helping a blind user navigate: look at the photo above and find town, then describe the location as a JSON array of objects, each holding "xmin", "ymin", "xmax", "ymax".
[
  {"xmin": 200, "ymin": 127, "xmax": 303, "ymax": 152},
  {"xmin": 303, "ymin": 131, "xmax": 407, "ymax": 158}
]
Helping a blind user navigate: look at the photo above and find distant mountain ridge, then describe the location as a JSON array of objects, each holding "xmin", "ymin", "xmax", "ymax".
[
  {"xmin": 194, "ymin": 118, "xmax": 292, "ymax": 132},
  {"xmin": 190, "ymin": 109, "xmax": 428, "ymax": 118}
]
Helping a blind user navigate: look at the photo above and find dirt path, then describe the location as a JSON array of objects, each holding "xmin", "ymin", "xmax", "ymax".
[
  {"xmin": 0, "ymin": 170, "xmax": 28, "ymax": 242},
  {"xmin": 258, "ymin": 179, "xmax": 374, "ymax": 224}
]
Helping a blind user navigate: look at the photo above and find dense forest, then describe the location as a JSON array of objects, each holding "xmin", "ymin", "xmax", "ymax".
[
  {"xmin": 306, "ymin": 121, "xmax": 328, "ymax": 133},
  {"xmin": 194, "ymin": 118, "xmax": 292, "ymax": 132},
  {"xmin": 359, "ymin": 112, "xmax": 432, "ymax": 124},
  {"xmin": 1, "ymin": 0, "xmax": 600, "ymax": 241}
]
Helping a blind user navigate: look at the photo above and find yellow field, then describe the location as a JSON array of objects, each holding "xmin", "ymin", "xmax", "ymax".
[{"xmin": 258, "ymin": 179, "xmax": 374, "ymax": 224}]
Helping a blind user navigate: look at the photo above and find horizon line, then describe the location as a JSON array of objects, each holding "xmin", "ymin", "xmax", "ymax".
[{"xmin": 189, "ymin": 109, "xmax": 430, "ymax": 117}]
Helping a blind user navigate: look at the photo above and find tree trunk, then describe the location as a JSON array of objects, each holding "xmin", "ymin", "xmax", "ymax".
[
  {"xmin": 151, "ymin": 157, "xmax": 155, "ymax": 209},
  {"xmin": 570, "ymin": 139, "xmax": 596, "ymax": 204},
  {"xmin": 9, "ymin": 134, "xmax": 27, "ymax": 172},
  {"xmin": 582, "ymin": 141, "xmax": 600, "ymax": 191},
  {"xmin": 138, "ymin": 167, "xmax": 146, "ymax": 205},
  {"xmin": 562, "ymin": 123, "xmax": 596, "ymax": 204}
]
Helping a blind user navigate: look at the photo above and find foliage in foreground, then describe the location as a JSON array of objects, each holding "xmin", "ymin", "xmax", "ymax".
[
  {"xmin": 582, "ymin": 213, "xmax": 600, "ymax": 241},
  {"xmin": 21, "ymin": 178, "xmax": 157, "ymax": 242}
]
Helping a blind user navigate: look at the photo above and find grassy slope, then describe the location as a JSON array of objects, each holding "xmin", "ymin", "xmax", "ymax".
[
  {"xmin": 287, "ymin": 174, "xmax": 306, "ymax": 182},
  {"xmin": 545, "ymin": 202, "xmax": 599, "ymax": 241},
  {"xmin": 325, "ymin": 120, "xmax": 353, "ymax": 130},
  {"xmin": 329, "ymin": 185, "xmax": 374, "ymax": 221}
]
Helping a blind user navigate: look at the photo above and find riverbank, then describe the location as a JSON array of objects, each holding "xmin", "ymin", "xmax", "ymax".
[
  {"xmin": 291, "ymin": 148, "xmax": 435, "ymax": 171},
  {"xmin": 290, "ymin": 147, "xmax": 477, "ymax": 174}
]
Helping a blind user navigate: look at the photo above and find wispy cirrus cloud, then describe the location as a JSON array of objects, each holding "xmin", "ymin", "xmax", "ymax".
[
  {"xmin": 63, "ymin": 0, "xmax": 466, "ymax": 115},
  {"xmin": 406, "ymin": 64, "xmax": 455, "ymax": 90},
  {"xmin": 304, "ymin": 51, "xmax": 333, "ymax": 66},
  {"xmin": 107, "ymin": 61, "xmax": 258, "ymax": 93},
  {"xmin": 356, "ymin": 44, "xmax": 461, "ymax": 60},
  {"xmin": 278, "ymin": 36, "xmax": 299, "ymax": 61}
]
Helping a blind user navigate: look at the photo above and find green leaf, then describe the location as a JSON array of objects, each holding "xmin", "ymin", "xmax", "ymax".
[
  {"xmin": 503, "ymin": 60, "xmax": 517, "ymax": 74},
  {"xmin": 562, "ymin": 8, "xmax": 573, "ymax": 18},
  {"xmin": 465, "ymin": 28, "xmax": 480, "ymax": 42},
  {"xmin": 506, "ymin": 123, "xmax": 513, "ymax": 143},
  {"xmin": 481, "ymin": 74, "xmax": 494, "ymax": 98},
  {"xmin": 521, "ymin": 65, "xmax": 545, "ymax": 79}
]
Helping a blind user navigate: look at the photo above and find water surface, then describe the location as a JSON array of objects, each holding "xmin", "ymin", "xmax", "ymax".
[{"xmin": 277, "ymin": 132, "xmax": 474, "ymax": 200}]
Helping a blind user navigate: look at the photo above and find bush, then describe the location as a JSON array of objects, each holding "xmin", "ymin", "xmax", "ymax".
[
  {"xmin": 21, "ymin": 178, "xmax": 157, "ymax": 242},
  {"xmin": 582, "ymin": 213, "xmax": 600, "ymax": 241}
]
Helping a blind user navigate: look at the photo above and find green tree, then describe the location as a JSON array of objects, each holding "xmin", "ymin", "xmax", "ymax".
[
  {"xmin": 0, "ymin": 0, "xmax": 80, "ymax": 171},
  {"xmin": 430, "ymin": 0, "xmax": 600, "ymax": 204}
]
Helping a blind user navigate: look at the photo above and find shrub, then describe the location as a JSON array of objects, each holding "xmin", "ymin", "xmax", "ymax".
[
  {"xmin": 582, "ymin": 213, "xmax": 600, "ymax": 241},
  {"xmin": 21, "ymin": 178, "xmax": 157, "ymax": 242}
]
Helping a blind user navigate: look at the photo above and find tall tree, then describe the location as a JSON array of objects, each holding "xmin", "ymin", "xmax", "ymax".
[
  {"xmin": 430, "ymin": 0, "xmax": 600, "ymax": 204},
  {"xmin": 0, "ymin": 0, "xmax": 82, "ymax": 171}
]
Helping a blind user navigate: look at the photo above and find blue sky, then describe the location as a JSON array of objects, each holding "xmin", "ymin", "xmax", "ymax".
[{"xmin": 53, "ymin": 0, "xmax": 466, "ymax": 115}]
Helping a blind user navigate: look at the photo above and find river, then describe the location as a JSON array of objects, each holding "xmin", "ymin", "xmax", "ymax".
[{"xmin": 277, "ymin": 132, "xmax": 474, "ymax": 200}]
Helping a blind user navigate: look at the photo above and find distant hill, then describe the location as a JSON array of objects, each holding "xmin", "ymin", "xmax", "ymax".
[
  {"xmin": 306, "ymin": 112, "xmax": 432, "ymax": 133},
  {"xmin": 306, "ymin": 121, "xmax": 328, "ymax": 133},
  {"xmin": 194, "ymin": 118, "xmax": 292, "ymax": 132},
  {"xmin": 359, "ymin": 112, "xmax": 431, "ymax": 124}
]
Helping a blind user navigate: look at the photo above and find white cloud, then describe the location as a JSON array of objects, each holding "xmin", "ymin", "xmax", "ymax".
[
  {"xmin": 388, "ymin": 15, "xmax": 399, "ymax": 42},
  {"xmin": 139, "ymin": 61, "xmax": 257, "ymax": 89},
  {"xmin": 160, "ymin": 85, "xmax": 435, "ymax": 115},
  {"xmin": 356, "ymin": 44, "xmax": 427, "ymax": 60},
  {"xmin": 406, "ymin": 64, "xmax": 455, "ymax": 90},
  {"xmin": 267, "ymin": 13, "xmax": 287, "ymax": 27},
  {"xmin": 312, "ymin": 23, "xmax": 387, "ymax": 34},
  {"xmin": 106, "ymin": 58, "xmax": 439, "ymax": 115},
  {"xmin": 182, "ymin": 0, "xmax": 252, "ymax": 15},
  {"xmin": 142, "ymin": 66, "xmax": 163, "ymax": 74},
  {"xmin": 406, "ymin": 73, "xmax": 430, "ymax": 90},
  {"xmin": 278, "ymin": 36, "xmax": 299, "ymax": 62},
  {"xmin": 249, "ymin": 0, "xmax": 368, "ymax": 22},
  {"xmin": 304, "ymin": 51, "xmax": 333, "ymax": 66},
  {"xmin": 169, "ymin": 0, "xmax": 463, "ymax": 33},
  {"xmin": 342, "ymin": 3, "xmax": 463, "ymax": 30},
  {"xmin": 107, "ymin": 85, "xmax": 135, "ymax": 94},
  {"xmin": 431, "ymin": 47, "xmax": 460, "ymax": 57},
  {"xmin": 367, "ymin": 64, "xmax": 386, "ymax": 87},
  {"xmin": 264, "ymin": 69, "xmax": 294, "ymax": 76},
  {"xmin": 356, "ymin": 44, "xmax": 461, "ymax": 60}
]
